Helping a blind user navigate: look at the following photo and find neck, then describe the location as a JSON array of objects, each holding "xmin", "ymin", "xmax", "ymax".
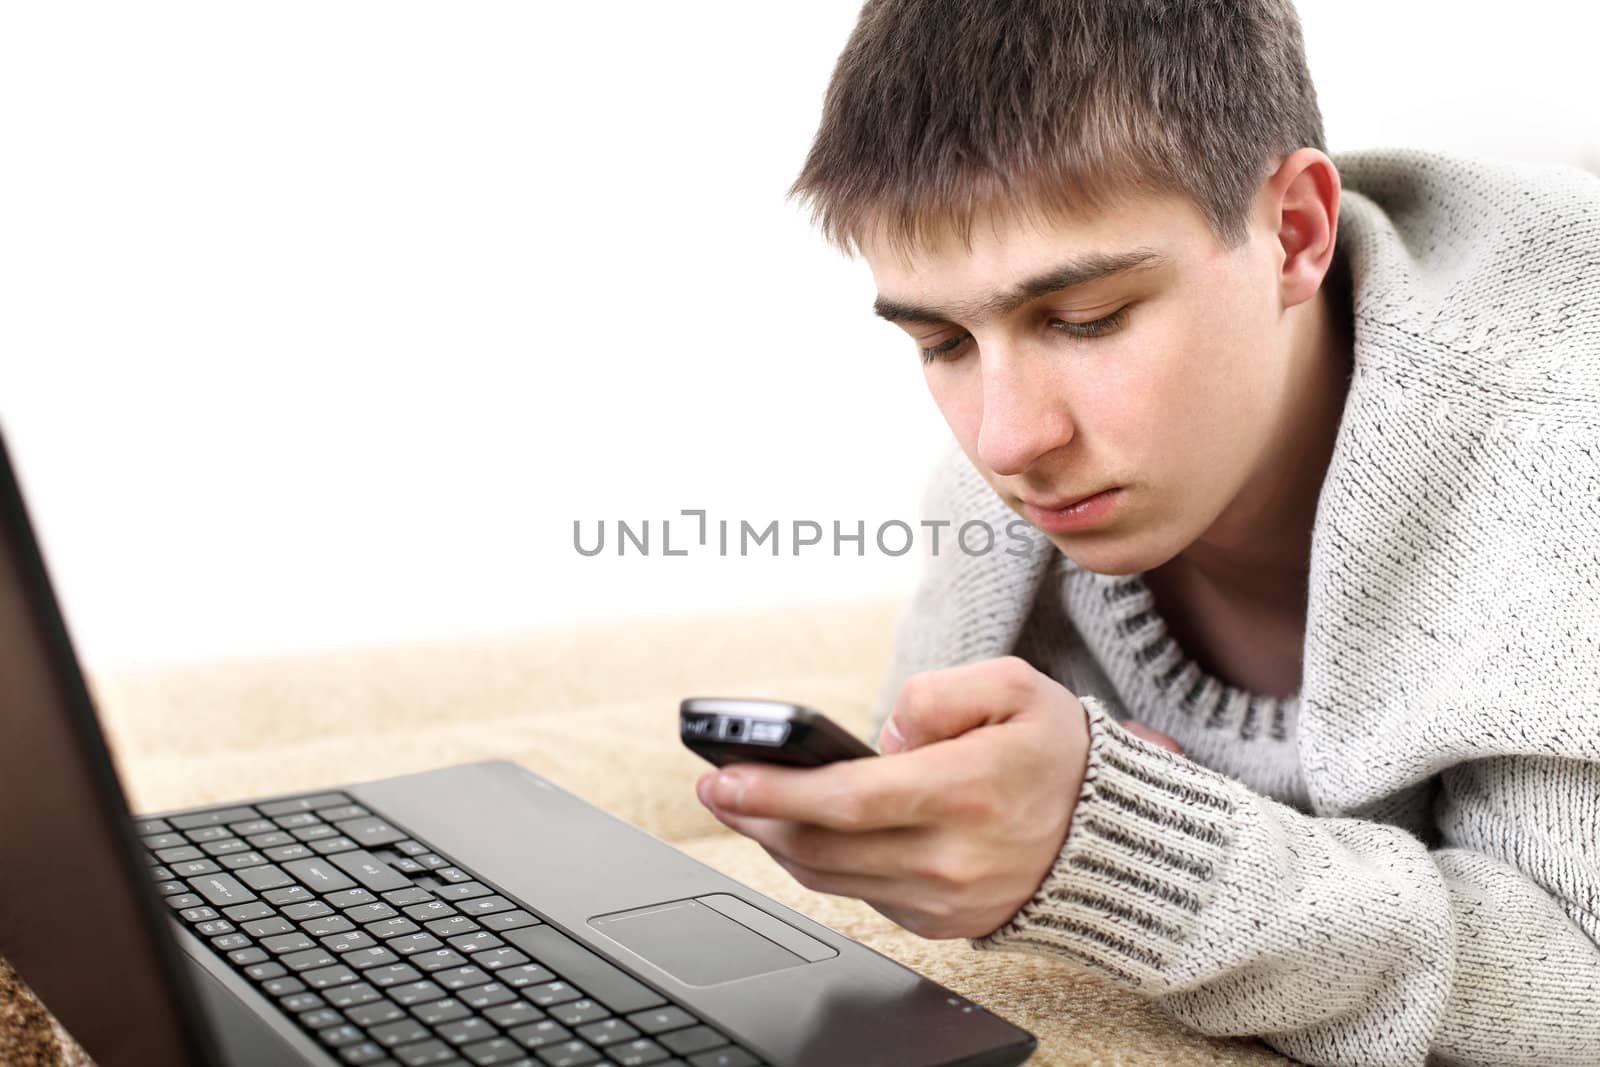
[{"xmin": 1169, "ymin": 272, "xmax": 1354, "ymax": 607}]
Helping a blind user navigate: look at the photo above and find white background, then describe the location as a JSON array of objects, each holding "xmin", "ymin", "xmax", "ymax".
[{"xmin": 3, "ymin": 2, "xmax": 1597, "ymax": 669}]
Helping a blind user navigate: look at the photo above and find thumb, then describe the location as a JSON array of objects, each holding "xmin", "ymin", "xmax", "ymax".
[{"xmin": 883, "ymin": 656, "xmax": 1047, "ymax": 753}]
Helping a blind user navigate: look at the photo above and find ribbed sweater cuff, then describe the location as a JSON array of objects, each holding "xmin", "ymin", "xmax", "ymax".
[{"xmin": 967, "ymin": 695, "xmax": 1240, "ymax": 990}]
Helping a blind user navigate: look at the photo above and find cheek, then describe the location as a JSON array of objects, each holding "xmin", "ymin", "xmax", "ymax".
[{"xmin": 924, "ymin": 365, "xmax": 983, "ymax": 446}]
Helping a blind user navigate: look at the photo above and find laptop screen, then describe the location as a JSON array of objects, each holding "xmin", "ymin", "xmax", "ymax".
[{"xmin": 0, "ymin": 434, "xmax": 217, "ymax": 1066}]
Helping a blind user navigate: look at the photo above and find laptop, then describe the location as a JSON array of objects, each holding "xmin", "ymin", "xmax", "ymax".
[{"xmin": 0, "ymin": 431, "xmax": 1038, "ymax": 1067}]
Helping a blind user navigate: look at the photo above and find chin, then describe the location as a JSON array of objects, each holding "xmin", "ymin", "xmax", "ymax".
[{"xmin": 1045, "ymin": 530, "xmax": 1176, "ymax": 577}]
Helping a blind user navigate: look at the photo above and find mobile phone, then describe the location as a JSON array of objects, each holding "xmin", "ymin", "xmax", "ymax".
[{"xmin": 679, "ymin": 697, "xmax": 878, "ymax": 768}]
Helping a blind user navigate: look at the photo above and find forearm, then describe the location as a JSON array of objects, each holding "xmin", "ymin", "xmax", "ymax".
[{"xmin": 970, "ymin": 697, "xmax": 1600, "ymax": 1067}]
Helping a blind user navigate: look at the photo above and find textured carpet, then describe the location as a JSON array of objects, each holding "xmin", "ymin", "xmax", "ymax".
[{"xmin": 3, "ymin": 595, "xmax": 1293, "ymax": 1066}]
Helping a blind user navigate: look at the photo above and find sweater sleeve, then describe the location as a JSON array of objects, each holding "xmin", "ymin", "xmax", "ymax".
[{"xmin": 968, "ymin": 695, "xmax": 1600, "ymax": 1067}]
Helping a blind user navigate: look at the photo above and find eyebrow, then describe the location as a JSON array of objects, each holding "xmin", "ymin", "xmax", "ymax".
[{"xmin": 872, "ymin": 249, "xmax": 1167, "ymax": 326}]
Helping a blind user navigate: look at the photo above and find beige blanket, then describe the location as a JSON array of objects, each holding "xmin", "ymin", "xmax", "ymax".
[{"xmin": 4, "ymin": 596, "xmax": 1292, "ymax": 1065}]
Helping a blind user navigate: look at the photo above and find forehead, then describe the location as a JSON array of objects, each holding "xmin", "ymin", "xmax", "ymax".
[{"xmin": 860, "ymin": 189, "xmax": 1209, "ymax": 303}]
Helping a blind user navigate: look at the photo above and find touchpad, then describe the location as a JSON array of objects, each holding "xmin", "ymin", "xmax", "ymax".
[{"xmin": 589, "ymin": 894, "xmax": 837, "ymax": 987}]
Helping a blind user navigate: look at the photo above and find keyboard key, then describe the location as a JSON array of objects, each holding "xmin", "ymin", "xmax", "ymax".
[
  {"xmin": 436, "ymin": 882, "xmax": 493, "ymax": 902},
  {"xmin": 157, "ymin": 845, "xmax": 205, "ymax": 863},
  {"xmin": 659, "ymin": 1027, "xmax": 728, "ymax": 1056},
  {"xmin": 229, "ymin": 819, "xmax": 277, "ymax": 836},
  {"xmin": 473, "ymin": 948, "xmax": 529, "ymax": 971},
  {"xmin": 338, "ymin": 1041, "xmax": 388, "ymax": 1065},
  {"xmin": 280, "ymin": 992, "xmax": 325, "ymax": 1013},
  {"xmin": 434, "ymin": 866, "xmax": 473, "ymax": 884},
  {"xmin": 247, "ymin": 831, "xmax": 294, "ymax": 848},
  {"xmin": 263, "ymin": 933, "xmax": 317, "ymax": 955},
  {"xmin": 389, "ymin": 980, "xmax": 447, "ymax": 1007},
  {"xmin": 304, "ymin": 965, "xmax": 362, "ymax": 990},
  {"xmin": 414, "ymin": 948, "xmax": 470, "ymax": 973},
  {"xmin": 321, "ymin": 804, "xmax": 370, "ymax": 821},
  {"xmin": 155, "ymin": 881, "xmax": 188, "ymax": 897},
  {"xmin": 530, "ymin": 1038, "xmax": 599, "ymax": 1065},
  {"xmin": 576, "ymin": 1018, "xmax": 640, "ymax": 1047},
  {"xmin": 325, "ymin": 982, "xmax": 382, "ymax": 1009},
  {"xmin": 210, "ymin": 934, "xmax": 251, "ymax": 952},
  {"xmin": 171, "ymin": 807, "xmax": 260, "ymax": 830},
  {"xmin": 436, "ymin": 1017, "xmax": 497, "ymax": 1047},
  {"xmin": 347, "ymin": 902, "xmax": 399, "ymax": 923},
  {"xmin": 484, "ymin": 1001, "xmax": 542, "ymax": 1029},
  {"xmin": 322, "ymin": 930, "xmax": 378, "ymax": 954},
  {"xmin": 344, "ymin": 947, "xmax": 402, "ymax": 970},
  {"xmin": 284, "ymin": 857, "xmax": 356, "ymax": 893},
  {"xmin": 389, "ymin": 933, "xmax": 444, "ymax": 956},
  {"xmin": 219, "ymin": 851, "xmax": 270, "ymax": 869},
  {"xmin": 282, "ymin": 900, "xmax": 335, "ymax": 922},
  {"xmin": 265, "ymin": 844, "xmax": 314, "ymax": 863},
  {"xmin": 202, "ymin": 838, "xmax": 252, "ymax": 856},
  {"xmin": 241, "ymin": 917, "xmax": 295, "ymax": 938},
  {"xmin": 299, "ymin": 1007, "xmax": 343, "ymax": 1029},
  {"xmin": 548, "ymin": 999, "xmax": 610, "ymax": 1027},
  {"xmin": 508, "ymin": 1019, "xmax": 571, "ymax": 1050},
  {"xmin": 687, "ymin": 1049, "xmax": 758, "ymax": 1067},
  {"xmin": 329, "ymin": 849, "xmax": 412, "ymax": 892},
  {"xmin": 346, "ymin": 999, "xmax": 407, "ymax": 1028},
  {"xmin": 435, "ymin": 965, "xmax": 492, "ymax": 991},
  {"xmin": 335, "ymin": 816, "xmax": 407, "ymax": 848},
  {"xmin": 427, "ymin": 914, "xmax": 482, "ymax": 937},
  {"xmin": 262, "ymin": 976, "xmax": 305, "ymax": 997},
  {"xmin": 238, "ymin": 865, "xmax": 296, "ymax": 892},
  {"xmin": 295, "ymin": 825, "xmax": 339, "ymax": 842},
  {"xmin": 222, "ymin": 900, "xmax": 275, "ymax": 922},
  {"xmin": 404, "ymin": 900, "xmax": 456, "ymax": 921},
  {"xmin": 368, "ymin": 963, "xmax": 424, "ymax": 988},
  {"xmin": 394, "ymin": 840, "xmax": 428, "ymax": 856},
  {"xmin": 369, "ymin": 1018, "xmax": 430, "ymax": 1048},
  {"xmin": 166, "ymin": 894, "xmax": 203, "ymax": 910},
  {"xmin": 523, "ymin": 981, "xmax": 581, "ymax": 1008},
  {"xmin": 228, "ymin": 948, "xmax": 268, "ymax": 966},
  {"xmin": 312, "ymin": 836, "xmax": 361, "ymax": 855},
  {"xmin": 384, "ymin": 887, "xmax": 434, "ymax": 907},
  {"xmin": 187, "ymin": 826, "xmax": 235, "ymax": 843},
  {"xmin": 463, "ymin": 983, "xmax": 518, "ymax": 1010},
  {"xmin": 143, "ymin": 833, "xmax": 186, "ymax": 850},
  {"xmin": 505, "ymin": 927, "xmax": 666, "ymax": 1013},
  {"xmin": 394, "ymin": 1038, "xmax": 457, "ymax": 1066},
  {"xmin": 461, "ymin": 1036, "xmax": 523, "ymax": 1065},
  {"xmin": 449, "ymin": 932, "xmax": 504, "ymax": 954},
  {"xmin": 283, "ymin": 948, "xmax": 338, "ymax": 972},
  {"xmin": 275, "ymin": 812, "xmax": 323, "ymax": 830},
  {"xmin": 367, "ymin": 918, "xmax": 422, "ymax": 939},
  {"xmin": 499, "ymin": 963, "xmax": 557, "ymax": 989},
  {"xmin": 609, "ymin": 1037, "xmax": 671, "ymax": 1066},
  {"xmin": 412, "ymin": 996, "xmax": 470, "ymax": 1026},
  {"xmin": 259, "ymin": 793, "xmax": 351, "ymax": 817},
  {"xmin": 264, "ymin": 885, "xmax": 315, "ymax": 906},
  {"xmin": 195, "ymin": 920, "xmax": 235, "ymax": 938},
  {"xmin": 480, "ymin": 911, "xmax": 542, "ymax": 933},
  {"xmin": 179, "ymin": 906, "xmax": 220, "ymax": 923},
  {"xmin": 304, "ymin": 915, "xmax": 357, "ymax": 937},
  {"xmin": 133, "ymin": 818, "xmax": 173, "ymax": 835},
  {"xmin": 326, "ymin": 889, "xmax": 378, "ymax": 909},
  {"xmin": 171, "ymin": 860, "xmax": 222, "ymax": 878},
  {"xmin": 245, "ymin": 961, "xmax": 286, "ymax": 982},
  {"xmin": 317, "ymin": 1023, "xmax": 364, "ymax": 1048},
  {"xmin": 626, "ymin": 1007, "xmax": 697, "ymax": 1035},
  {"xmin": 457, "ymin": 897, "xmax": 515, "ymax": 917}
]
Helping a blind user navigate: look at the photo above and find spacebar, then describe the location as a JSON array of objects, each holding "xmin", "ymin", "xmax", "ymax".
[{"xmin": 504, "ymin": 926, "xmax": 666, "ymax": 1013}]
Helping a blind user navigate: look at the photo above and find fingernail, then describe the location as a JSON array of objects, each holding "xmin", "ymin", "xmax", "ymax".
[
  {"xmin": 881, "ymin": 718, "xmax": 904, "ymax": 754},
  {"xmin": 695, "ymin": 775, "xmax": 712, "ymax": 806},
  {"xmin": 713, "ymin": 772, "xmax": 743, "ymax": 809}
]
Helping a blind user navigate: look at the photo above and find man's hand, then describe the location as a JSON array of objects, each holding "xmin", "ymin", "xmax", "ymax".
[{"xmin": 693, "ymin": 656, "xmax": 1091, "ymax": 940}]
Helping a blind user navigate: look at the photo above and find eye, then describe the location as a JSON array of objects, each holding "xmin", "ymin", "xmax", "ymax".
[{"xmin": 918, "ymin": 306, "xmax": 1130, "ymax": 365}]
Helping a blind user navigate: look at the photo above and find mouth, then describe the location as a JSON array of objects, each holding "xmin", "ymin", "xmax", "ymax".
[{"xmin": 1017, "ymin": 487, "xmax": 1124, "ymax": 534}]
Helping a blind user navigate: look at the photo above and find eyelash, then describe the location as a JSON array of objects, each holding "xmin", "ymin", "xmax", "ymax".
[{"xmin": 918, "ymin": 307, "xmax": 1129, "ymax": 365}]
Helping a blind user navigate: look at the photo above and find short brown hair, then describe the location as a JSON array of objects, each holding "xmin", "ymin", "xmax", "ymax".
[{"xmin": 789, "ymin": 0, "xmax": 1326, "ymax": 256}]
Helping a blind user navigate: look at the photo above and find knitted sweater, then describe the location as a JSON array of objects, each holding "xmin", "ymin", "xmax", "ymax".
[{"xmin": 870, "ymin": 149, "xmax": 1600, "ymax": 1067}]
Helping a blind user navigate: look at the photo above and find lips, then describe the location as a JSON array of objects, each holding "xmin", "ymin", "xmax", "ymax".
[{"xmin": 1022, "ymin": 490, "xmax": 1110, "ymax": 511}]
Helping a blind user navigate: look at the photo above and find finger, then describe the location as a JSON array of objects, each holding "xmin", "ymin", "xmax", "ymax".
[
  {"xmin": 704, "ymin": 804, "xmax": 923, "ymax": 880},
  {"xmin": 699, "ymin": 735, "xmax": 993, "ymax": 831},
  {"xmin": 1120, "ymin": 719, "xmax": 1184, "ymax": 754},
  {"xmin": 886, "ymin": 655, "xmax": 1046, "ymax": 751}
]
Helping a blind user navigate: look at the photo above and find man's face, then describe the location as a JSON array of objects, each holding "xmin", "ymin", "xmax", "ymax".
[{"xmin": 863, "ymin": 189, "xmax": 1292, "ymax": 576}]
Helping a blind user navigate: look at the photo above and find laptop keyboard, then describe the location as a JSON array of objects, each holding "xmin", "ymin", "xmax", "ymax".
[{"xmin": 137, "ymin": 791, "xmax": 768, "ymax": 1067}]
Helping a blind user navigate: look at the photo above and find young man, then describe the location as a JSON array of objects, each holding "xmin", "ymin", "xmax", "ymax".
[{"xmin": 694, "ymin": 2, "xmax": 1600, "ymax": 1064}]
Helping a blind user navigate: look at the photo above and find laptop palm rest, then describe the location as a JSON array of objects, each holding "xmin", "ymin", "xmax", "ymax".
[{"xmin": 591, "ymin": 894, "xmax": 837, "ymax": 986}]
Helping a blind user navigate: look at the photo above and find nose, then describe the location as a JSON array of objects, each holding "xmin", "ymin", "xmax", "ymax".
[{"xmin": 975, "ymin": 345, "xmax": 1075, "ymax": 477}]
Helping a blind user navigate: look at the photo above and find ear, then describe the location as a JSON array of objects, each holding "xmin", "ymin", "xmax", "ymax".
[{"xmin": 1261, "ymin": 147, "xmax": 1341, "ymax": 309}]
